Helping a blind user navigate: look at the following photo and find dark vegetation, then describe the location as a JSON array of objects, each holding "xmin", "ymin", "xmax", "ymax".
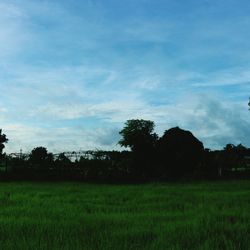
[{"xmin": 1, "ymin": 119, "xmax": 250, "ymax": 182}]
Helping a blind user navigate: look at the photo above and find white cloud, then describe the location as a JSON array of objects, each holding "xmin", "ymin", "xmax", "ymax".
[
  {"xmin": 161, "ymin": 95, "xmax": 250, "ymax": 149},
  {"xmin": 0, "ymin": 0, "xmax": 250, "ymax": 153},
  {"xmin": 3, "ymin": 93, "xmax": 250, "ymax": 153},
  {"xmin": 3, "ymin": 122, "xmax": 121, "ymax": 154}
]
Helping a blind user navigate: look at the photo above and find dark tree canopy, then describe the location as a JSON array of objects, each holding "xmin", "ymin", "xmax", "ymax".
[
  {"xmin": 2, "ymin": 119, "xmax": 250, "ymax": 182},
  {"xmin": 219, "ymin": 143, "xmax": 248, "ymax": 170},
  {"xmin": 158, "ymin": 127, "xmax": 204, "ymax": 177},
  {"xmin": 0, "ymin": 129, "xmax": 8, "ymax": 155},
  {"xmin": 56, "ymin": 153, "xmax": 71, "ymax": 164},
  {"xmin": 119, "ymin": 119, "xmax": 158, "ymax": 152},
  {"xmin": 119, "ymin": 119, "xmax": 158, "ymax": 178},
  {"xmin": 29, "ymin": 147, "xmax": 53, "ymax": 168}
]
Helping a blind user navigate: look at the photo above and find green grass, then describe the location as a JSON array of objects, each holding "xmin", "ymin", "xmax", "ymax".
[{"xmin": 0, "ymin": 181, "xmax": 250, "ymax": 250}]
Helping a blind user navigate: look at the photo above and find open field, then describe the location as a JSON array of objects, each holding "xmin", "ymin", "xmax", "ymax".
[{"xmin": 0, "ymin": 181, "xmax": 250, "ymax": 250}]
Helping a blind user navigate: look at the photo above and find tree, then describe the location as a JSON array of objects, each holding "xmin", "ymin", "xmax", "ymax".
[
  {"xmin": 0, "ymin": 129, "xmax": 8, "ymax": 155},
  {"xmin": 119, "ymin": 119, "xmax": 158, "ymax": 152},
  {"xmin": 119, "ymin": 119, "xmax": 158, "ymax": 178},
  {"xmin": 55, "ymin": 153, "xmax": 71, "ymax": 169},
  {"xmin": 29, "ymin": 147, "xmax": 53, "ymax": 168},
  {"xmin": 157, "ymin": 127, "xmax": 204, "ymax": 178},
  {"xmin": 56, "ymin": 153, "xmax": 71, "ymax": 164},
  {"xmin": 221, "ymin": 143, "xmax": 248, "ymax": 171}
]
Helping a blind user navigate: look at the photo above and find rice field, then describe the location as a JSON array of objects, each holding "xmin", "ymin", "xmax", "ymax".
[{"xmin": 0, "ymin": 180, "xmax": 249, "ymax": 250}]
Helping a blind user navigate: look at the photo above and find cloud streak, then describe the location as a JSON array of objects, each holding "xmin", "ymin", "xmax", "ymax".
[{"xmin": 1, "ymin": 0, "xmax": 250, "ymax": 153}]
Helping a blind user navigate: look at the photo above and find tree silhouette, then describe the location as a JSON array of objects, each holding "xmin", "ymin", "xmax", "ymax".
[
  {"xmin": 29, "ymin": 147, "xmax": 53, "ymax": 169},
  {"xmin": 119, "ymin": 119, "xmax": 158, "ymax": 151},
  {"xmin": 220, "ymin": 143, "xmax": 248, "ymax": 172},
  {"xmin": 119, "ymin": 119, "xmax": 158, "ymax": 178},
  {"xmin": 0, "ymin": 129, "xmax": 8, "ymax": 155},
  {"xmin": 158, "ymin": 127, "xmax": 204, "ymax": 178},
  {"xmin": 55, "ymin": 153, "xmax": 71, "ymax": 169}
]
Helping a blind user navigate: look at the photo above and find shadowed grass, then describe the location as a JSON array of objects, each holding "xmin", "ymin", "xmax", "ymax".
[{"xmin": 0, "ymin": 181, "xmax": 249, "ymax": 249}]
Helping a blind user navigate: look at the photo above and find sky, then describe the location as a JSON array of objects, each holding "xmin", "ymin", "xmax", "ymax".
[{"xmin": 1, "ymin": 0, "xmax": 250, "ymax": 153}]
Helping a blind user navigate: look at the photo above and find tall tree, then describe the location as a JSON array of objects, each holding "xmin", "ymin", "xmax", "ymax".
[
  {"xmin": 157, "ymin": 127, "xmax": 204, "ymax": 178},
  {"xmin": 119, "ymin": 119, "xmax": 158, "ymax": 152},
  {"xmin": 0, "ymin": 129, "xmax": 8, "ymax": 155},
  {"xmin": 119, "ymin": 119, "xmax": 158, "ymax": 178}
]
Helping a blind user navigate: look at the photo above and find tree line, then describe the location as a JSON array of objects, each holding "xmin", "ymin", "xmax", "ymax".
[{"xmin": 0, "ymin": 119, "xmax": 250, "ymax": 182}]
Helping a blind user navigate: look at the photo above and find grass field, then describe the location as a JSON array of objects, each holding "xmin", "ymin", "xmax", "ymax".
[{"xmin": 0, "ymin": 181, "xmax": 249, "ymax": 250}]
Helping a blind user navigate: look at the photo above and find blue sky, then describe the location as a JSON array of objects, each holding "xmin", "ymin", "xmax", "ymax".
[{"xmin": 1, "ymin": 0, "xmax": 250, "ymax": 153}]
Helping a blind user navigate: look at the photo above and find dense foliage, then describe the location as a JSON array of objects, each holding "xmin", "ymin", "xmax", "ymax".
[{"xmin": 1, "ymin": 120, "xmax": 250, "ymax": 182}]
